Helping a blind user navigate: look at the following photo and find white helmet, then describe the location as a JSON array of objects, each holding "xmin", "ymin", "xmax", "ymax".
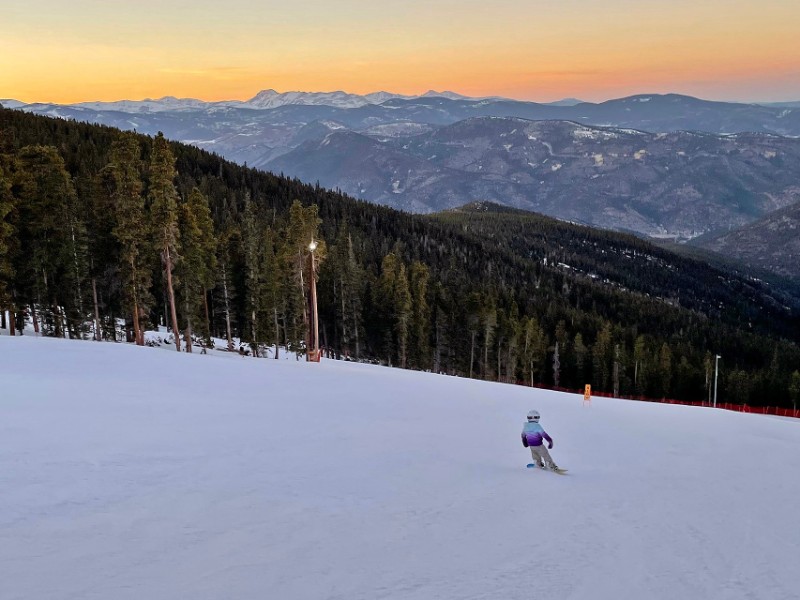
[{"xmin": 527, "ymin": 410, "xmax": 540, "ymax": 422}]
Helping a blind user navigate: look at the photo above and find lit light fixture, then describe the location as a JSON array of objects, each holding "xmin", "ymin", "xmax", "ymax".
[{"xmin": 308, "ymin": 240, "xmax": 318, "ymax": 252}]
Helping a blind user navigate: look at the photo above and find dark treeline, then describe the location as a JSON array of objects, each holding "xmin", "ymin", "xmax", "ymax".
[{"xmin": 1, "ymin": 107, "xmax": 799, "ymax": 409}]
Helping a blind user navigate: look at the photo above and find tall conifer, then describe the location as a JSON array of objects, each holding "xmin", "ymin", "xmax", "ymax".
[
  {"xmin": 148, "ymin": 133, "xmax": 181, "ymax": 351},
  {"xmin": 109, "ymin": 133, "xmax": 151, "ymax": 345}
]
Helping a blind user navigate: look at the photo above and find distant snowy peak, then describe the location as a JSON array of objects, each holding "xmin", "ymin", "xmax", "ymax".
[
  {"xmin": 240, "ymin": 89, "xmax": 492, "ymax": 109},
  {"xmin": 73, "ymin": 96, "xmax": 210, "ymax": 113},
  {"xmin": 420, "ymin": 90, "xmax": 471, "ymax": 100},
  {"xmin": 6, "ymin": 90, "xmax": 513, "ymax": 114},
  {"xmin": 242, "ymin": 89, "xmax": 378, "ymax": 109},
  {"xmin": 546, "ymin": 98, "xmax": 584, "ymax": 107},
  {"xmin": 0, "ymin": 99, "xmax": 27, "ymax": 109}
]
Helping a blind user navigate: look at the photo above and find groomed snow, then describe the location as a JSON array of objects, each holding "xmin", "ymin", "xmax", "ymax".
[{"xmin": 2, "ymin": 335, "xmax": 800, "ymax": 599}]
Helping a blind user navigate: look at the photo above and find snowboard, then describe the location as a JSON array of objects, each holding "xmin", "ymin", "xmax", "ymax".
[{"xmin": 526, "ymin": 464, "xmax": 568, "ymax": 474}]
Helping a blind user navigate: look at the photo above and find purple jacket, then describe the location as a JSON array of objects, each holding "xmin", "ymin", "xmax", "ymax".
[{"xmin": 521, "ymin": 422, "xmax": 552, "ymax": 447}]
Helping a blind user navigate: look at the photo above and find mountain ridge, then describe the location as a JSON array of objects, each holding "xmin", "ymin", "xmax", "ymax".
[{"xmin": 267, "ymin": 116, "xmax": 800, "ymax": 240}]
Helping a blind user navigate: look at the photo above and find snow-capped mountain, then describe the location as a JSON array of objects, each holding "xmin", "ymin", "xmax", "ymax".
[
  {"xmin": 12, "ymin": 89, "xmax": 505, "ymax": 114},
  {"xmin": 0, "ymin": 99, "xmax": 27, "ymax": 109},
  {"xmin": 72, "ymin": 96, "xmax": 210, "ymax": 113},
  {"xmin": 239, "ymin": 89, "xmax": 382, "ymax": 109},
  {"xmin": 7, "ymin": 90, "xmax": 800, "ymax": 245}
]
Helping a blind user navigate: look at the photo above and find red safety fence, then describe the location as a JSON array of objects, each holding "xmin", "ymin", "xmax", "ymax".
[{"xmin": 513, "ymin": 380, "xmax": 800, "ymax": 419}]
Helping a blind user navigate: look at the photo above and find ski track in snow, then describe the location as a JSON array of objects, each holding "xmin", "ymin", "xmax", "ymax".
[{"xmin": 1, "ymin": 335, "xmax": 800, "ymax": 600}]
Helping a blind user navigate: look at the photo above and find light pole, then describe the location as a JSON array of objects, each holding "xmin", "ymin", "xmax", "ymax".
[
  {"xmin": 308, "ymin": 240, "xmax": 320, "ymax": 362},
  {"xmin": 713, "ymin": 354, "xmax": 721, "ymax": 408}
]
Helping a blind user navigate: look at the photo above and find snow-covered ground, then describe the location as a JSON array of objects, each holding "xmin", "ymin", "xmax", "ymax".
[{"xmin": 2, "ymin": 334, "xmax": 799, "ymax": 600}]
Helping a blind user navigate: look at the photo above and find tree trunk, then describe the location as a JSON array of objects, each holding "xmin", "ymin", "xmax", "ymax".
[
  {"xmin": 164, "ymin": 244, "xmax": 180, "ymax": 352},
  {"xmin": 31, "ymin": 303, "xmax": 39, "ymax": 334},
  {"xmin": 92, "ymin": 278, "xmax": 102, "ymax": 341},
  {"xmin": 339, "ymin": 278, "xmax": 347, "ymax": 355},
  {"xmin": 273, "ymin": 307, "xmax": 280, "ymax": 359},
  {"xmin": 130, "ymin": 258, "xmax": 144, "ymax": 346},
  {"xmin": 184, "ymin": 296, "xmax": 192, "ymax": 354},
  {"xmin": 483, "ymin": 337, "xmax": 489, "ymax": 380},
  {"xmin": 353, "ymin": 305, "xmax": 360, "ymax": 361},
  {"xmin": 497, "ymin": 339, "xmax": 503, "ymax": 382},
  {"xmin": 1, "ymin": 308, "xmax": 6, "ymax": 331},
  {"xmin": 433, "ymin": 319, "xmax": 441, "ymax": 374},
  {"xmin": 9, "ymin": 310, "xmax": 15, "ymax": 336},
  {"xmin": 251, "ymin": 310, "xmax": 259, "ymax": 357},
  {"xmin": 470, "ymin": 331, "xmax": 476, "ymax": 379},
  {"xmin": 53, "ymin": 298, "xmax": 63, "ymax": 338},
  {"xmin": 132, "ymin": 298, "xmax": 142, "ymax": 346},
  {"xmin": 222, "ymin": 263, "xmax": 233, "ymax": 351},
  {"xmin": 202, "ymin": 287, "xmax": 210, "ymax": 344}
]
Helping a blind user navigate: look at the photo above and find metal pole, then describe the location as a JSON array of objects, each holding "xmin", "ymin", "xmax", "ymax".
[
  {"xmin": 311, "ymin": 251, "xmax": 319, "ymax": 359},
  {"xmin": 713, "ymin": 354, "xmax": 721, "ymax": 408},
  {"xmin": 308, "ymin": 240, "xmax": 320, "ymax": 362}
]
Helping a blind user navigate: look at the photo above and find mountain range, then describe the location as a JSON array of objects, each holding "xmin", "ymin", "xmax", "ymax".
[
  {"xmin": 4, "ymin": 90, "xmax": 800, "ymax": 271},
  {"xmin": 695, "ymin": 202, "xmax": 800, "ymax": 278},
  {"xmin": 269, "ymin": 118, "xmax": 800, "ymax": 240}
]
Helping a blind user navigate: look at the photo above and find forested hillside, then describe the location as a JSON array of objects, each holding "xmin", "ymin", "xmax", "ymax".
[{"xmin": 1, "ymin": 107, "xmax": 799, "ymax": 407}]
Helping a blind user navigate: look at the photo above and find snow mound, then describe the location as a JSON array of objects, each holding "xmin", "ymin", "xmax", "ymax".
[{"xmin": 1, "ymin": 335, "xmax": 799, "ymax": 599}]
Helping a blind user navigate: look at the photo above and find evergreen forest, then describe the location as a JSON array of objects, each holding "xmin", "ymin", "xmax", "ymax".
[{"xmin": 1, "ymin": 107, "xmax": 799, "ymax": 408}]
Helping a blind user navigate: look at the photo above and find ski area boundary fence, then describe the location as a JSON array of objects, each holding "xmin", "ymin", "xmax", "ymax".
[{"xmin": 515, "ymin": 382, "xmax": 800, "ymax": 420}]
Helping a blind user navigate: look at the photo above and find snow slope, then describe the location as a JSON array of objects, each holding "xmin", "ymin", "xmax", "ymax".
[{"xmin": 2, "ymin": 335, "xmax": 799, "ymax": 600}]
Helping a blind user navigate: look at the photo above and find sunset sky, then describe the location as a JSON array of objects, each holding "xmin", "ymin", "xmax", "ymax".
[{"xmin": 2, "ymin": 0, "xmax": 799, "ymax": 104}]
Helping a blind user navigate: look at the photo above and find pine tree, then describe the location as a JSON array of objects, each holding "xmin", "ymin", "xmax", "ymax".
[
  {"xmin": 108, "ymin": 133, "xmax": 151, "ymax": 345},
  {"xmin": 505, "ymin": 302, "xmax": 521, "ymax": 383},
  {"xmin": 573, "ymin": 332, "xmax": 587, "ymax": 385},
  {"xmin": 14, "ymin": 145, "xmax": 88, "ymax": 337},
  {"xmin": 409, "ymin": 261, "xmax": 430, "ymax": 370},
  {"xmin": 394, "ymin": 262, "xmax": 412, "ymax": 369},
  {"xmin": 633, "ymin": 335, "xmax": 648, "ymax": 395},
  {"xmin": 465, "ymin": 292, "xmax": 482, "ymax": 378},
  {"xmin": 481, "ymin": 297, "xmax": 497, "ymax": 379},
  {"xmin": 242, "ymin": 194, "xmax": 261, "ymax": 356},
  {"xmin": 280, "ymin": 200, "xmax": 324, "ymax": 357},
  {"xmin": 178, "ymin": 188, "xmax": 217, "ymax": 352},
  {"xmin": 658, "ymin": 343, "xmax": 673, "ymax": 398},
  {"xmin": 592, "ymin": 322, "xmax": 613, "ymax": 391},
  {"xmin": 788, "ymin": 370, "xmax": 800, "ymax": 411},
  {"xmin": 148, "ymin": 133, "xmax": 181, "ymax": 351},
  {"xmin": 377, "ymin": 253, "xmax": 411, "ymax": 367},
  {"xmin": 553, "ymin": 341, "xmax": 561, "ymax": 388},
  {"xmin": 343, "ymin": 232, "xmax": 364, "ymax": 360},
  {"xmin": 258, "ymin": 227, "xmax": 280, "ymax": 357},
  {"xmin": 0, "ymin": 163, "xmax": 14, "ymax": 313},
  {"xmin": 522, "ymin": 316, "xmax": 547, "ymax": 386},
  {"xmin": 324, "ymin": 223, "xmax": 365, "ymax": 360},
  {"xmin": 216, "ymin": 230, "xmax": 237, "ymax": 352}
]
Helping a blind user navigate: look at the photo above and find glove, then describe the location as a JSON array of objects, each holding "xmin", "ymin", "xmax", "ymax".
[
  {"xmin": 521, "ymin": 435, "xmax": 529, "ymax": 448},
  {"xmin": 548, "ymin": 441, "xmax": 553, "ymax": 450}
]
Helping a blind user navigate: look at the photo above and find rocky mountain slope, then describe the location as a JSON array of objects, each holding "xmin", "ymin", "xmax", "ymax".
[
  {"xmin": 269, "ymin": 118, "xmax": 800, "ymax": 239},
  {"xmin": 6, "ymin": 93, "xmax": 799, "ymax": 168},
  {"xmin": 693, "ymin": 201, "xmax": 800, "ymax": 278},
  {"xmin": 6, "ymin": 91, "xmax": 800, "ymax": 241}
]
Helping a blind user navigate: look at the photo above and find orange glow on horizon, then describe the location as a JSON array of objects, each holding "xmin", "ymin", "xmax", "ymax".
[{"xmin": 2, "ymin": 0, "xmax": 799, "ymax": 104}]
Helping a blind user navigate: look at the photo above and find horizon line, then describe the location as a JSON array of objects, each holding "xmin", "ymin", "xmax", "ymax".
[{"xmin": 4, "ymin": 89, "xmax": 800, "ymax": 107}]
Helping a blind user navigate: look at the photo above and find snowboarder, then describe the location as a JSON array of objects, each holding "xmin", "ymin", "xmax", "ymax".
[{"xmin": 521, "ymin": 410, "xmax": 560, "ymax": 470}]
